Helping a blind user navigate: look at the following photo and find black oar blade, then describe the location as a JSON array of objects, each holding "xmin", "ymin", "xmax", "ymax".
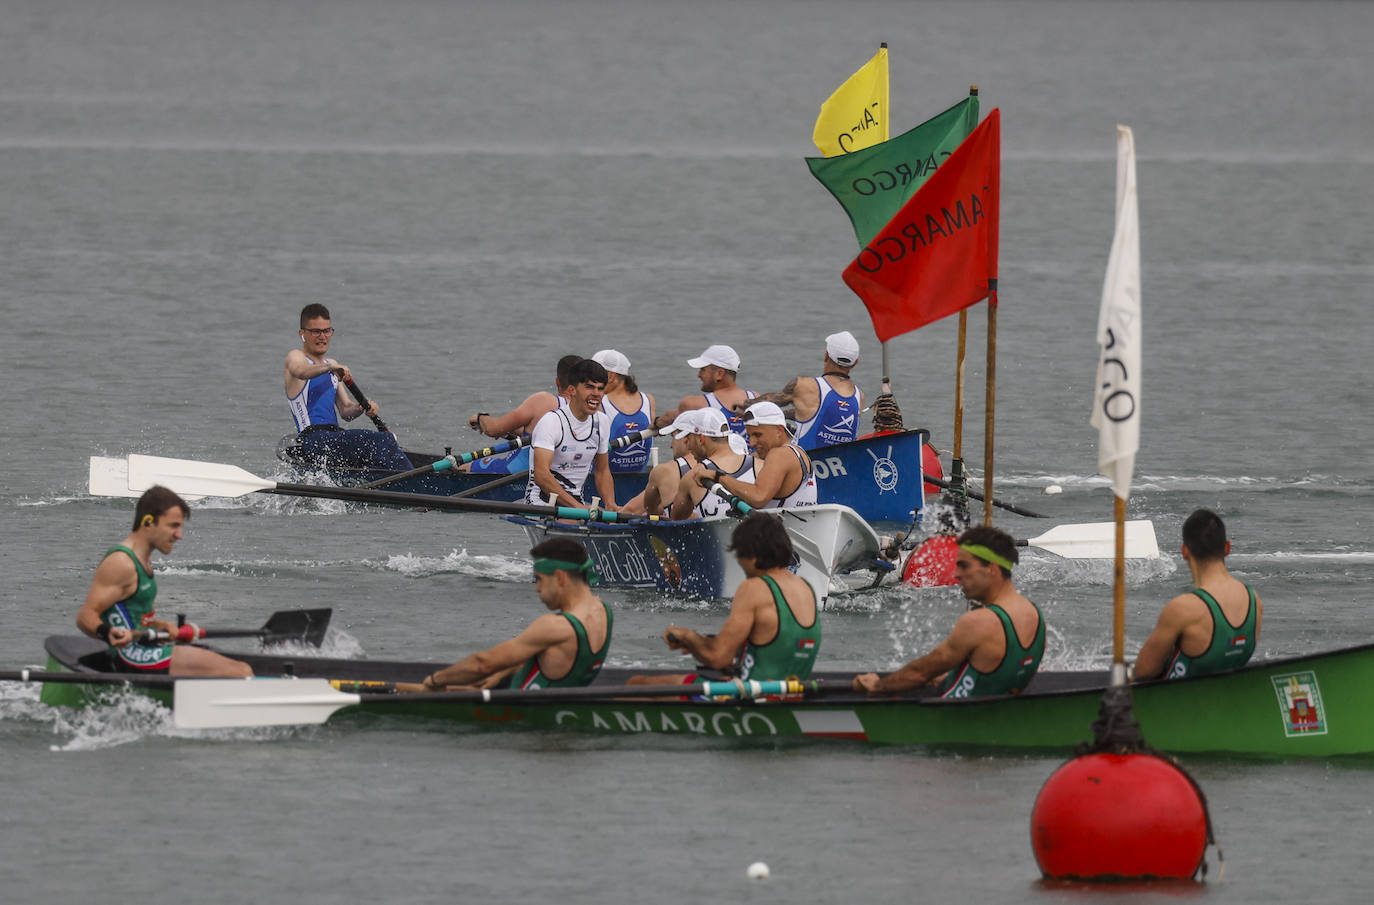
[{"xmin": 261, "ymin": 608, "xmax": 332, "ymax": 646}]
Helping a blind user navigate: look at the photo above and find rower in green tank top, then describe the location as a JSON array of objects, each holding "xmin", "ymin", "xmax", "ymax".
[
  {"xmin": 854, "ymin": 525, "xmax": 1045, "ymax": 698},
  {"xmin": 627, "ymin": 512, "xmax": 821, "ymax": 686},
  {"xmin": 1135, "ymin": 509, "xmax": 1264, "ymax": 681},
  {"xmin": 76, "ymin": 486, "xmax": 253, "ymax": 677},
  {"xmin": 402, "ymin": 538, "xmax": 613, "ymax": 693}
]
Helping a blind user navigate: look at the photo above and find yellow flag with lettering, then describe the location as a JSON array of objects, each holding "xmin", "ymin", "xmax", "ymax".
[{"xmin": 812, "ymin": 47, "xmax": 890, "ymax": 157}]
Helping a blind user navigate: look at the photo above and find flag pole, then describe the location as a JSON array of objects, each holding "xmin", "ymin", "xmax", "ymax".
[
  {"xmin": 878, "ymin": 42, "xmax": 892, "ymax": 396},
  {"xmin": 982, "ymin": 282, "xmax": 998, "ymax": 525},
  {"xmin": 1114, "ymin": 494, "xmax": 1127, "ymax": 665},
  {"xmin": 947, "ymin": 86, "xmax": 979, "ymax": 525}
]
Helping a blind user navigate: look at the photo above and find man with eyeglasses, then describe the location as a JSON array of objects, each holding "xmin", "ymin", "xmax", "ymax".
[
  {"xmin": 627, "ymin": 512, "xmax": 820, "ymax": 685},
  {"xmin": 284, "ymin": 303, "xmax": 411, "ymax": 469},
  {"xmin": 688, "ymin": 401, "xmax": 816, "ymax": 510}
]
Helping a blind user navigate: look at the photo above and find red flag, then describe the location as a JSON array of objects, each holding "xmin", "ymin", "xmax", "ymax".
[{"xmin": 842, "ymin": 108, "xmax": 1000, "ymax": 343}]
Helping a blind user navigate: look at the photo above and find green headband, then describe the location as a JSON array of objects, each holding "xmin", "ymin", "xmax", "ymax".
[
  {"xmin": 959, "ymin": 543, "xmax": 1014, "ymax": 572},
  {"xmin": 533, "ymin": 557, "xmax": 600, "ymax": 586}
]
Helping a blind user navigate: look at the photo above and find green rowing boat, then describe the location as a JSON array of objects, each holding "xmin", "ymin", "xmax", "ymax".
[{"xmin": 34, "ymin": 636, "xmax": 1370, "ymax": 756}]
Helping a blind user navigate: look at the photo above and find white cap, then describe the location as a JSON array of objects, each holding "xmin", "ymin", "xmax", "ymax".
[
  {"xmin": 592, "ymin": 349, "xmax": 632, "ymax": 375},
  {"xmin": 693, "ymin": 409, "xmax": 732, "ymax": 438},
  {"xmin": 743, "ymin": 401, "xmax": 790, "ymax": 431},
  {"xmin": 727, "ymin": 432, "xmax": 748, "ymax": 455},
  {"xmin": 687, "ymin": 344, "xmax": 741, "ymax": 371},
  {"xmin": 825, "ymin": 331, "xmax": 860, "ymax": 367},
  {"xmin": 661, "ymin": 410, "xmax": 705, "ymax": 438},
  {"xmin": 663, "ymin": 408, "xmax": 732, "ymax": 439}
]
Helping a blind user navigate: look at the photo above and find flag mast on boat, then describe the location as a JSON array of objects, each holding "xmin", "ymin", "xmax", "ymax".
[
  {"xmin": 810, "ymin": 43, "xmax": 892, "ymax": 385},
  {"xmin": 1092, "ymin": 123, "xmax": 1142, "ymax": 677}
]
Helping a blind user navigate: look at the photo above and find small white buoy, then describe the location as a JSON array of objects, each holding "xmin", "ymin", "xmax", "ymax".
[
  {"xmin": 1044, "ymin": 484, "xmax": 1063, "ymax": 495},
  {"xmin": 746, "ymin": 861, "xmax": 771, "ymax": 880}
]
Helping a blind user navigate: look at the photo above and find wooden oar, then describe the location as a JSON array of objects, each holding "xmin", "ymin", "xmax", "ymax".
[
  {"xmin": 1018, "ymin": 520, "xmax": 1159, "ymax": 560},
  {"xmin": 172, "ymin": 675, "xmax": 851, "ymax": 729},
  {"xmin": 340, "ymin": 376, "xmax": 390, "ymax": 433},
  {"xmin": 121, "ymin": 454, "xmax": 651, "ymax": 523},
  {"xmin": 923, "ymin": 473, "xmax": 1047, "ymax": 519},
  {"xmin": 362, "ymin": 427, "xmax": 662, "ymax": 491}
]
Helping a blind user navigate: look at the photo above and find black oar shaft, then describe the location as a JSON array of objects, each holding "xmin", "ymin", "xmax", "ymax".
[
  {"xmin": 453, "ymin": 470, "xmax": 529, "ymax": 499},
  {"xmin": 1, "ymin": 669, "xmax": 177, "ymax": 690},
  {"xmin": 351, "ymin": 677, "xmax": 854, "ymax": 705},
  {"xmin": 923, "ymin": 473, "xmax": 1046, "ymax": 519},
  {"xmin": 342, "ymin": 378, "xmax": 390, "ymax": 433}
]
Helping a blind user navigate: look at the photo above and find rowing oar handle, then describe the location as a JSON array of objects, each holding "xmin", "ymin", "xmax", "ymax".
[
  {"xmin": 922, "ymin": 473, "xmax": 1047, "ymax": 519},
  {"xmin": 342, "ymin": 377, "xmax": 391, "ymax": 433}
]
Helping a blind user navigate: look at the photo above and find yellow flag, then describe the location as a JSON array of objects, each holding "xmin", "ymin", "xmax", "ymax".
[{"xmin": 812, "ymin": 46, "xmax": 890, "ymax": 156}]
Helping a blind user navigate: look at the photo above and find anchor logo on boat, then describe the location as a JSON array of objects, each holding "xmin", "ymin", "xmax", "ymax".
[{"xmin": 867, "ymin": 446, "xmax": 899, "ymax": 493}]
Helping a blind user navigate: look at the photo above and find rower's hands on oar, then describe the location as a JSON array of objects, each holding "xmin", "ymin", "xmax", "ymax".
[{"xmin": 852, "ymin": 673, "xmax": 882, "ymax": 694}]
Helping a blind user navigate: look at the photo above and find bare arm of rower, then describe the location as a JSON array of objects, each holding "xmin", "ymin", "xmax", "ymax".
[
  {"xmin": 76, "ymin": 555, "xmax": 139, "ymax": 648},
  {"xmin": 746, "ymin": 377, "xmax": 805, "ymax": 415},
  {"xmin": 653, "ymin": 394, "xmax": 708, "ymax": 430},
  {"xmin": 703, "ymin": 449, "xmax": 795, "ymax": 510},
  {"xmin": 470, "ymin": 392, "xmax": 557, "ymax": 438},
  {"xmin": 410, "ymin": 613, "xmax": 575, "ymax": 690},
  {"xmin": 854, "ymin": 609, "xmax": 992, "ymax": 694},
  {"xmin": 1132, "ymin": 594, "xmax": 1196, "ymax": 680},
  {"xmin": 663, "ymin": 578, "xmax": 766, "ymax": 670}
]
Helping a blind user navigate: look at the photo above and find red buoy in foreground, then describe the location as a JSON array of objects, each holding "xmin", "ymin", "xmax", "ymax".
[
  {"xmin": 1031, "ymin": 752, "xmax": 1207, "ymax": 880},
  {"xmin": 901, "ymin": 534, "xmax": 958, "ymax": 587}
]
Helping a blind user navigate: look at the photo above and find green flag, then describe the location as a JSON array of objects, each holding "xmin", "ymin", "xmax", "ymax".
[{"xmin": 806, "ymin": 95, "xmax": 979, "ymax": 247}]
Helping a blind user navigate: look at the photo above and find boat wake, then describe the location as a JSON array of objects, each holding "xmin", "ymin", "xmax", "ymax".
[
  {"xmin": 383, "ymin": 549, "xmax": 531, "ymax": 582},
  {"xmin": 0, "ymin": 683, "xmax": 304, "ymax": 752}
]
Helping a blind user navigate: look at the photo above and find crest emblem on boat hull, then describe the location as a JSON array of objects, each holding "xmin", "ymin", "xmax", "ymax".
[
  {"xmin": 1272, "ymin": 671, "xmax": 1327, "ymax": 738},
  {"xmin": 867, "ymin": 446, "xmax": 899, "ymax": 493}
]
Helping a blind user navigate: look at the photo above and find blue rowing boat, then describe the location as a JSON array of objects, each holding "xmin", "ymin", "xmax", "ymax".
[
  {"xmin": 277, "ymin": 428, "xmax": 932, "ymax": 526},
  {"xmin": 509, "ymin": 503, "xmax": 884, "ymax": 599}
]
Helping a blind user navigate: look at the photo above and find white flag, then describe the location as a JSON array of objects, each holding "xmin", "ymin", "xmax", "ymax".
[{"xmin": 1091, "ymin": 125, "xmax": 1141, "ymax": 500}]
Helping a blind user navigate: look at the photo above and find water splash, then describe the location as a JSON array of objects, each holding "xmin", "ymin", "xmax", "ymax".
[{"xmin": 384, "ymin": 548, "xmax": 530, "ymax": 582}]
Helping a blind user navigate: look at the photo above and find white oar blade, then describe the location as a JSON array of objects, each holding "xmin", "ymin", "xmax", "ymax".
[
  {"xmin": 128, "ymin": 454, "xmax": 276, "ymax": 498},
  {"xmin": 1025, "ymin": 519, "xmax": 1159, "ymax": 559},
  {"xmin": 89, "ymin": 456, "xmax": 207, "ymax": 501},
  {"xmin": 89, "ymin": 456, "xmax": 140, "ymax": 498},
  {"xmin": 174, "ymin": 678, "xmax": 360, "ymax": 729}
]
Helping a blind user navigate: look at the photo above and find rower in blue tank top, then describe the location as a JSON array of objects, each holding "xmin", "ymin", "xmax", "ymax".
[
  {"xmin": 283, "ymin": 303, "xmax": 412, "ymax": 470},
  {"xmin": 593, "ymin": 349, "xmax": 656, "ymax": 473},
  {"xmin": 652, "ymin": 344, "xmax": 757, "ymax": 437},
  {"xmin": 755, "ymin": 331, "xmax": 866, "ymax": 450}
]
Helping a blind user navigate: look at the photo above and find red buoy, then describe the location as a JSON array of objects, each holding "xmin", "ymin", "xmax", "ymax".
[
  {"xmin": 901, "ymin": 534, "xmax": 958, "ymax": 587},
  {"xmin": 1031, "ymin": 753, "xmax": 1207, "ymax": 880}
]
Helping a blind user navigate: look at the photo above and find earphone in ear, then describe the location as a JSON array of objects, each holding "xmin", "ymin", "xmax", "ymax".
[{"xmin": 141, "ymin": 514, "xmax": 154, "ymax": 528}]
